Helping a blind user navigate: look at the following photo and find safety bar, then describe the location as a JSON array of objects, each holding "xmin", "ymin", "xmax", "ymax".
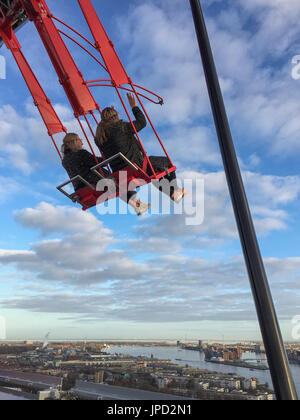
[
  {"xmin": 91, "ymin": 152, "xmax": 138, "ymax": 178},
  {"xmin": 57, "ymin": 175, "xmax": 96, "ymax": 201}
]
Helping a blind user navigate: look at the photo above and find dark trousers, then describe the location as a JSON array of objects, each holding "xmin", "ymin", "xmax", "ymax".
[
  {"xmin": 148, "ymin": 156, "xmax": 178, "ymax": 198},
  {"xmin": 122, "ymin": 156, "xmax": 178, "ymax": 202}
]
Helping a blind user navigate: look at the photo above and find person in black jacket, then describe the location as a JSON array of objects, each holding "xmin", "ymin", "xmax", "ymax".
[
  {"xmin": 95, "ymin": 93, "xmax": 187, "ymax": 203},
  {"xmin": 62, "ymin": 134, "xmax": 104, "ymax": 191},
  {"xmin": 61, "ymin": 133, "xmax": 150, "ymax": 215}
]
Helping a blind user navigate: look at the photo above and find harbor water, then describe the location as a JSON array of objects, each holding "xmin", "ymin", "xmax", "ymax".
[{"xmin": 107, "ymin": 345, "xmax": 300, "ymax": 396}]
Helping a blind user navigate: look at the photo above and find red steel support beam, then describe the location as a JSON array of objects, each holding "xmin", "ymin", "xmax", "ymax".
[
  {"xmin": 0, "ymin": 0, "xmax": 175, "ymax": 176},
  {"xmin": 77, "ymin": 0, "xmax": 129, "ymax": 86},
  {"xmin": 0, "ymin": 24, "xmax": 66, "ymax": 136},
  {"xmin": 20, "ymin": 0, "xmax": 98, "ymax": 116}
]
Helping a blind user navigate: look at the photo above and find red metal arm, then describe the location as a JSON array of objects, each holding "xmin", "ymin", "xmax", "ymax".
[
  {"xmin": 0, "ymin": 25, "xmax": 66, "ymax": 137},
  {"xmin": 20, "ymin": 0, "xmax": 98, "ymax": 117},
  {"xmin": 78, "ymin": 0, "xmax": 129, "ymax": 86},
  {"xmin": 0, "ymin": 0, "xmax": 176, "ymax": 186}
]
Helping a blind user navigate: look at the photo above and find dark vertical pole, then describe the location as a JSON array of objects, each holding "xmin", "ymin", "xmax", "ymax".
[{"xmin": 189, "ymin": 0, "xmax": 298, "ymax": 400}]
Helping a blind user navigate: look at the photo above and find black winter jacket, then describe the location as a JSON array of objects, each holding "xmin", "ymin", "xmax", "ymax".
[
  {"xmin": 62, "ymin": 149, "xmax": 105, "ymax": 191},
  {"xmin": 95, "ymin": 106, "xmax": 147, "ymax": 172}
]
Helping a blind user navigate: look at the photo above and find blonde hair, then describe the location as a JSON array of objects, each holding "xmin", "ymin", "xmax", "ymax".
[
  {"xmin": 61, "ymin": 133, "xmax": 80, "ymax": 157},
  {"xmin": 95, "ymin": 107, "xmax": 120, "ymax": 147}
]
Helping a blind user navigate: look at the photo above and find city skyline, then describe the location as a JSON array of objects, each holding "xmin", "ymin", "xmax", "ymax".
[{"xmin": 0, "ymin": 0, "xmax": 300, "ymax": 342}]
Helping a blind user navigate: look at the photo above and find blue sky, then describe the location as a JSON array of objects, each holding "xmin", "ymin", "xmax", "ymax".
[{"xmin": 0, "ymin": 0, "xmax": 300, "ymax": 342}]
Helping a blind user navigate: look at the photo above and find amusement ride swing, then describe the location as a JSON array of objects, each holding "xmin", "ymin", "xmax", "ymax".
[
  {"xmin": 1, "ymin": 0, "xmax": 298, "ymax": 400},
  {"xmin": 0, "ymin": 0, "xmax": 177, "ymax": 211}
]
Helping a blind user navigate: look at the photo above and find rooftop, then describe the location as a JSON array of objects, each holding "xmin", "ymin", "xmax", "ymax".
[{"xmin": 72, "ymin": 380, "xmax": 194, "ymax": 401}]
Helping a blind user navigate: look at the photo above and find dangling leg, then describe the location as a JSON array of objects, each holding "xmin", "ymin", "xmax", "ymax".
[
  {"xmin": 149, "ymin": 156, "xmax": 187, "ymax": 203},
  {"xmin": 121, "ymin": 190, "xmax": 151, "ymax": 216}
]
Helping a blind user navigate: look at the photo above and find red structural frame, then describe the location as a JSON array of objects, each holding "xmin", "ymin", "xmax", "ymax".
[{"xmin": 0, "ymin": 0, "xmax": 176, "ymax": 210}]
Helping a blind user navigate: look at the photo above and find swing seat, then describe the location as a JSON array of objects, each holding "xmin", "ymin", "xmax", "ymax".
[{"xmin": 57, "ymin": 153, "xmax": 176, "ymax": 210}]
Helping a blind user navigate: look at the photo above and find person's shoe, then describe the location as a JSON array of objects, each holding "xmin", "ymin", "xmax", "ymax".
[
  {"xmin": 135, "ymin": 200, "xmax": 151, "ymax": 216},
  {"xmin": 171, "ymin": 188, "xmax": 188, "ymax": 204}
]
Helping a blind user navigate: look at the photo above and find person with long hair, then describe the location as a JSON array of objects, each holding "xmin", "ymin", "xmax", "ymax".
[
  {"xmin": 95, "ymin": 93, "xmax": 187, "ymax": 203},
  {"xmin": 61, "ymin": 133, "xmax": 150, "ymax": 216}
]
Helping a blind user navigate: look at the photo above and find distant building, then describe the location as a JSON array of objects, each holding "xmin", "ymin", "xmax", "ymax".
[
  {"xmin": 222, "ymin": 348, "xmax": 242, "ymax": 362},
  {"xmin": 198, "ymin": 382, "xmax": 209, "ymax": 390},
  {"xmin": 38, "ymin": 388, "xmax": 60, "ymax": 401},
  {"xmin": 255, "ymin": 344, "xmax": 265, "ymax": 353},
  {"xmin": 71, "ymin": 380, "xmax": 192, "ymax": 400},
  {"xmin": 247, "ymin": 393, "xmax": 274, "ymax": 401},
  {"xmin": 264, "ymin": 393, "xmax": 275, "ymax": 401},
  {"xmin": 227, "ymin": 379, "xmax": 241, "ymax": 390},
  {"xmin": 156, "ymin": 377, "xmax": 167, "ymax": 390},
  {"xmin": 95, "ymin": 371, "xmax": 104, "ymax": 384},
  {"xmin": 237, "ymin": 347, "xmax": 243, "ymax": 359},
  {"xmin": 242, "ymin": 378, "xmax": 257, "ymax": 391},
  {"xmin": 247, "ymin": 394, "xmax": 264, "ymax": 401}
]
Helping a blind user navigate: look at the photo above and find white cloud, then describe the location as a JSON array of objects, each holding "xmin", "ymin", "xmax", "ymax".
[
  {"xmin": 243, "ymin": 171, "xmax": 300, "ymax": 206},
  {"xmin": 14, "ymin": 202, "xmax": 110, "ymax": 237},
  {"xmin": 135, "ymin": 169, "xmax": 299, "ymax": 243},
  {"xmin": 2, "ymin": 203, "xmax": 149, "ymax": 285},
  {"xmin": 0, "ymin": 104, "xmax": 52, "ymax": 172},
  {"xmin": 0, "ymin": 250, "xmax": 35, "ymax": 263},
  {"xmin": 116, "ymin": 2, "xmax": 210, "ymax": 132},
  {"xmin": 0, "ymin": 101, "xmax": 98, "ymax": 176},
  {"xmin": 210, "ymin": 1, "xmax": 300, "ymax": 155},
  {"xmin": 0, "ymin": 176, "xmax": 21, "ymax": 204},
  {"xmin": 0, "ymin": 194, "xmax": 298, "ymax": 325},
  {"xmin": 1, "ymin": 253, "xmax": 300, "ymax": 323},
  {"xmin": 128, "ymin": 237, "xmax": 183, "ymax": 254},
  {"xmin": 5, "ymin": 144, "xmax": 33, "ymax": 175},
  {"xmin": 114, "ymin": 0, "xmax": 300, "ymax": 160}
]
